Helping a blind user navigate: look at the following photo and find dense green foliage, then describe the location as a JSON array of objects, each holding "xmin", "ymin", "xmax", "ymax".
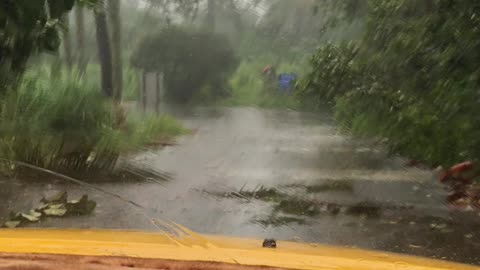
[
  {"xmin": 0, "ymin": 68, "xmax": 183, "ymax": 173},
  {"xmin": 296, "ymin": 42, "xmax": 360, "ymax": 108},
  {"xmin": 131, "ymin": 27, "xmax": 238, "ymax": 103},
  {"xmin": 298, "ymin": 0, "xmax": 480, "ymax": 166},
  {"xmin": 0, "ymin": 0, "xmax": 95, "ymax": 93},
  {"xmin": 0, "ymin": 0, "xmax": 188, "ymax": 178}
]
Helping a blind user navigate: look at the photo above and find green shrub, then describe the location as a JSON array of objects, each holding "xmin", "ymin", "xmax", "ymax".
[
  {"xmin": 124, "ymin": 113, "xmax": 184, "ymax": 148},
  {"xmin": 0, "ymin": 0, "xmax": 94, "ymax": 95},
  {"xmin": 0, "ymin": 68, "xmax": 183, "ymax": 173},
  {"xmin": 299, "ymin": 0, "xmax": 480, "ymax": 167},
  {"xmin": 296, "ymin": 42, "xmax": 360, "ymax": 108},
  {"xmin": 226, "ymin": 61, "xmax": 265, "ymax": 105},
  {"xmin": 131, "ymin": 27, "xmax": 238, "ymax": 103}
]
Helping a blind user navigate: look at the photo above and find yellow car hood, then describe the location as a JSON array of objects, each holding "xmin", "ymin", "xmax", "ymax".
[{"xmin": 0, "ymin": 229, "xmax": 477, "ymax": 270}]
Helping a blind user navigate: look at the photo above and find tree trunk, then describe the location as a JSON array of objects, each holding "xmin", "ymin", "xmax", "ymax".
[
  {"xmin": 75, "ymin": 5, "xmax": 87, "ymax": 76},
  {"xmin": 61, "ymin": 14, "xmax": 73, "ymax": 71},
  {"xmin": 94, "ymin": 0, "xmax": 114, "ymax": 98},
  {"xmin": 228, "ymin": 0, "xmax": 244, "ymax": 39},
  {"xmin": 205, "ymin": 0, "xmax": 216, "ymax": 32},
  {"xmin": 108, "ymin": 0, "xmax": 123, "ymax": 102}
]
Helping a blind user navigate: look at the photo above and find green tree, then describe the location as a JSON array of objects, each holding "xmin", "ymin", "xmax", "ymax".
[
  {"xmin": 131, "ymin": 27, "xmax": 237, "ymax": 103},
  {"xmin": 299, "ymin": 0, "xmax": 480, "ymax": 167},
  {"xmin": 0, "ymin": 0, "xmax": 92, "ymax": 93},
  {"xmin": 296, "ymin": 42, "xmax": 360, "ymax": 108}
]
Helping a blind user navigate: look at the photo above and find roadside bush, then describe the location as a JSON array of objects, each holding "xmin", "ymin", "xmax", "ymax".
[
  {"xmin": 296, "ymin": 42, "xmax": 360, "ymax": 108},
  {"xmin": 298, "ymin": 0, "xmax": 480, "ymax": 167},
  {"xmin": 131, "ymin": 27, "xmax": 238, "ymax": 103},
  {"xmin": 0, "ymin": 69, "xmax": 183, "ymax": 174}
]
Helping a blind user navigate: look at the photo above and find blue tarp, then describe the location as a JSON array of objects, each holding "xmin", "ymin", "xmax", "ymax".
[{"xmin": 277, "ymin": 73, "xmax": 297, "ymax": 93}]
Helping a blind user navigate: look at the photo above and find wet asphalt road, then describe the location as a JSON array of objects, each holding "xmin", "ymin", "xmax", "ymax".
[{"xmin": 1, "ymin": 107, "xmax": 479, "ymax": 265}]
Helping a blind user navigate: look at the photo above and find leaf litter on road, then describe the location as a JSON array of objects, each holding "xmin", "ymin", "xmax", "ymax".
[{"xmin": 2, "ymin": 192, "xmax": 96, "ymax": 228}]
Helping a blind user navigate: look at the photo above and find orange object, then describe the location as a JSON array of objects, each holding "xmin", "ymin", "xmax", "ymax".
[
  {"xmin": 262, "ymin": 64, "xmax": 272, "ymax": 74},
  {"xmin": 449, "ymin": 161, "xmax": 473, "ymax": 175},
  {"xmin": 439, "ymin": 161, "xmax": 474, "ymax": 182}
]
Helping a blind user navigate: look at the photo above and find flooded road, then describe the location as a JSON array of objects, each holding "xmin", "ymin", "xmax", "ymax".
[{"xmin": 1, "ymin": 107, "xmax": 480, "ymax": 265}]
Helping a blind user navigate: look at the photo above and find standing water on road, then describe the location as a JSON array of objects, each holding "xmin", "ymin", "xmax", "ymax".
[{"xmin": 1, "ymin": 107, "xmax": 479, "ymax": 264}]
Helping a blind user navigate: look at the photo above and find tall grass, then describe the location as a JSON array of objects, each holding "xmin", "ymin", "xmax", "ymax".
[
  {"xmin": 123, "ymin": 66, "xmax": 139, "ymax": 101},
  {"xmin": 0, "ymin": 67, "xmax": 183, "ymax": 174},
  {"xmin": 83, "ymin": 63, "xmax": 139, "ymax": 101}
]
